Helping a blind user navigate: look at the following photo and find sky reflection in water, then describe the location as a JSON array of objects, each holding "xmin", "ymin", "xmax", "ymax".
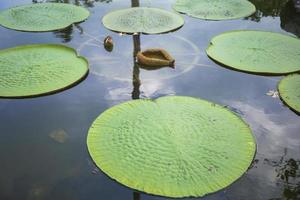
[{"xmin": 0, "ymin": 0, "xmax": 299, "ymax": 199}]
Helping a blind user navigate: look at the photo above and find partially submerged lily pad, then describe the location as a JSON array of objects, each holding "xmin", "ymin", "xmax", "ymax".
[
  {"xmin": 0, "ymin": 3, "xmax": 89, "ymax": 32},
  {"xmin": 173, "ymin": 0, "xmax": 256, "ymax": 20},
  {"xmin": 206, "ymin": 31, "xmax": 300, "ymax": 75},
  {"xmin": 102, "ymin": 7, "xmax": 184, "ymax": 34},
  {"xmin": 87, "ymin": 96, "xmax": 256, "ymax": 198},
  {"xmin": 0, "ymin": 44, "xmax": 88, "ymax": 98},
  {"xmin": 278, "ymin": 74, "xmax": 300, "ymax": 113}
]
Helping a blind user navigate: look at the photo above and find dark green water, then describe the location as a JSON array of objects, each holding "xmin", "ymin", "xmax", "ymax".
[{"xmin": 0, "ymin": 0, "xmax": 299, "ymax": 199}]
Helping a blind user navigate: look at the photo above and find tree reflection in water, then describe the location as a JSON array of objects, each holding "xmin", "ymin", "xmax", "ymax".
[
  {"xmin": 31, "ymin": 0, "xmax": 112, "ymax": 42},
  {"xmin": 252, "ymin": 148, "xmax": 300, "ymax": 200},
  {"xmin": 280, "ymin": 0, "xmax": 300, "ymax": 37},
  {"xmin": 33, "ymin": 0, "xmax": 112, "ymax": 7},
  {"xmin": 246, "ymin": 0, "xmax": 289, "ymax": 22},
  {"xmin": 132, "ymin": 0, "xmax": 141, "ymax": 199}
]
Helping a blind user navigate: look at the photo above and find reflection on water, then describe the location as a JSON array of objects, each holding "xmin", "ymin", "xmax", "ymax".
[
  {"xmin": 0, "ymin": 0, "xmax": 300, "ymax": 199},
  {"xmin": 33, "ymin": 0, "xmax": 112, "ymax": 7},
  {"xmin": 77, "ymin": 34, "xmax": 201, "ymax": 82},
  {"xmin": 253, "ymin": 149, "xmax": 300, "ymax": 200},
  {"xmin": 53, "ymin": 26, "xmax": 74, "ymax": 43},
  {"xmin": 33, "ymin": 0, "xmax": 110, "ymax": 43},
  {"xmin": 131, "ymin": 0, "xmax": 141, "ymax": 100},
  {"xmin": 246, "ymin": 0, "xmax": 289, "ymax": 21},
  {"xmin": 280, "ymin": 0, "xmax": 300, "ymax": 37},
  {"xmin": 132, "ymin": 34, "xmax": 141, "ymax": 100},
  {"xmin": 133, "ymin": 191, "xmax": 141, "ymax": 200}
]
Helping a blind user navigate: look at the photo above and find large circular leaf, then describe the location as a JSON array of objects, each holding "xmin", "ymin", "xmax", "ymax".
[
  {"xmin": 173, "ymin": 0, "xmax": 256, "ymax": 20},
  {"xmin": 278, "ymin": 74, "xmax": 300, "ymax": 113},
  {"xmin": 0, "ymin": 44, "xmax": 88, "ymax": 98},
  {"xmin": 87, "ymin": 96, "xmax": 256, "ymax": 198},
  {"xmin": 102, "ymin": 7, "xmax": 184, "ymax": 34},
  {"xmin": 0, "ymin": 3, "xmax": 89, "ymax": 32},
  {"xmin": 206, "ymin": 31, "xmax": 300, "ymax": 75}
]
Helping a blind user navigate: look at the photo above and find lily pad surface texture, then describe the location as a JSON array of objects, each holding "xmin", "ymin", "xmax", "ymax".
[
  {"xmin": 87, "ymin": 96, "xmax": 256, "ymax": 198},
  {"xmin": 0, "ymin": 3, "xmax": 89, "ymax": 32},
  {"xmin": 173, "ymin": 0, "xmax": 256, "ymax": 20},
  {"xmin": 0, "ymin": 44, "xmax": 88, "ymax": 98},
  {"xmin": 278, "ymin": 74, "xmax": 300, "ymax": 113},
  {"xmin": 102, "ymin": 7, "xmax": 184, "ymax": 34},
  {"xmin": 206, "ymin": 30, "xmax": 300, "ymax": 75}
]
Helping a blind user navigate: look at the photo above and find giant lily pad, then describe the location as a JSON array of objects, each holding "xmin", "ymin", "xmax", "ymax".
[
  {"xmin": 0, "ymin": 3, "xmax": 89, "ymax": 32},
  {"xmin": 278, "ymin": 74, "xmax": 300, "ymax": 113},
  {"xmin": 173, "ymin": 0, "xmax": 256, "ymax": 20},
  {"xmin": 102, "ymin": 7, "xmax": 184, "ymax": 34},
  {"xmin": 206, "ymin": 31, "xmax": 300, "ymax": 75},
  {"xmin": 87, "ymin": 96, "xmax": 256, "ymax": 198},
  {"xmin": 0, "ymin": 44, "xmax": 88, "ymax": 98}
]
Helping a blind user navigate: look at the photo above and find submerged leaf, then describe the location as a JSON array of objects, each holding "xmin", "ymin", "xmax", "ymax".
[
  {"xmin": 173, "ymin": 0, "xmax": 256, "ymax": 20},
  {"xmin": 0, "ymin": 44, "xmax": 88, "ymax": 98},
  {"xmin": 278, "ymin": 74, "xmax": 300, "ymax": 113},
  {"xmin": 102, "ymin": 7, "xmax": 184, "ymax": 34},
  {"xmin": 49, "ymin": 129, "xmax": 69, "ymax": 144},
  {"xmin": 0, "ymin": 3, "xmax": 89, "ymax": 32},
  {"xmin": 206, "ymin": 31, "xmax": 300, "ymax": 75},
  {"xmin": 87, "ymin": 96, "xmax": 256, "ymax": 198}
]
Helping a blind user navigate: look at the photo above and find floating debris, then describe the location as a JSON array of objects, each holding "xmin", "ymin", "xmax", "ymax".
[{"xmin": 266, "ymin": 90, "xmax": 279, "ymax": 98}]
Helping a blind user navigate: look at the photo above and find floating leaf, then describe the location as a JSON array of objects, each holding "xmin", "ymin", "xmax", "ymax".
[
  {"xmin": 173, "ymin": 0, "xmax": 256, "ymax": 20},
  {"xmin": 87, "ymin": 96, "xmax": 256, "ymax": 198},
  {"xmin": 102, "ymin": 7, "xmax": 184, "ymax": 34},
  {"xmin": 206, "ymin": 31, "xmax": 300, "ymax": 75},
  {"xmin": 278, "ymin": 74, "xmax": 300, "ymax": 113},
  {"xmin": 0, "ymin": 3, "xmax": 89, "ymax": 32},
  {"xmin": 0, "ymin": 44, "xmax": 88, "ymax": 98}
]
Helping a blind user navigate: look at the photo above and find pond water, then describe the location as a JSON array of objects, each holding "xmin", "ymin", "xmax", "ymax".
[{"xmin": 0, "ymin": 0, "xmax": 299, "ymax": 199}]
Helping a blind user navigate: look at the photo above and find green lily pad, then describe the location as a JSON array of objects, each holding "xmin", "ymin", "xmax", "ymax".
[
  {"xmin": 206, "ymin": 31, "xmax": 300, "ymax": 75},
  {"xmin": 102, "ymin": 7, "xmax": 184, "ymax": 34},
  {"xmin": 278, "ymin": 74, "xmax": 300, "ymax": 113},
  {"xmin": 87, "ymin": 96, "xmax": 256, "ymax": 198},
  {"xmin": 0, "ymin": 44, "xmax": 88, "ymax": 98},
  {"xmin": 173, "ymin": 0, "xmax": 256, "ymax": 20},
  {"xmin": 0, "ymin": 3, "xmax": 89, "ymax": 32}
]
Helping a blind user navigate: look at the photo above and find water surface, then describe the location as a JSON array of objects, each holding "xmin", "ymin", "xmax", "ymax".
[{"xmin": 0, "ymin": 0, "xmax": 299, "ymax": 199}]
